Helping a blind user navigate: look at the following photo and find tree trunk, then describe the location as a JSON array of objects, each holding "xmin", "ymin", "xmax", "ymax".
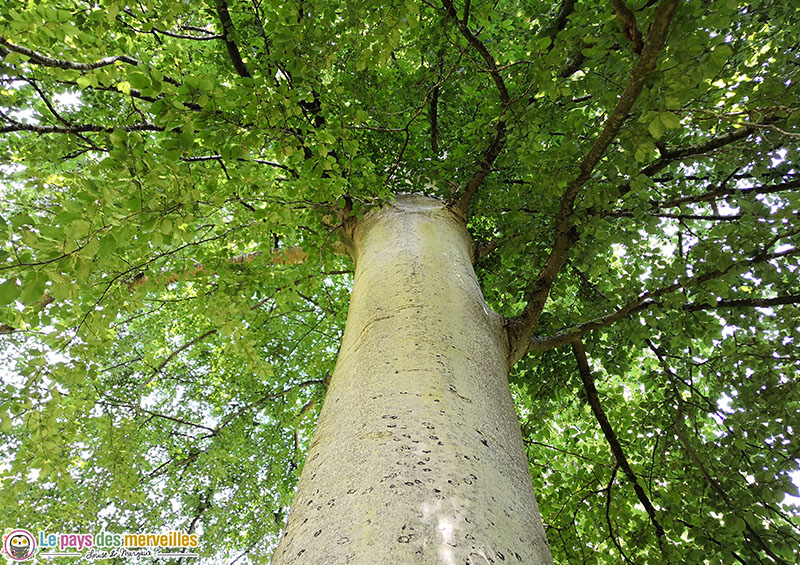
[{"xmin": 272, "ymin": 195, "xmax": 553, "ymax": 564}]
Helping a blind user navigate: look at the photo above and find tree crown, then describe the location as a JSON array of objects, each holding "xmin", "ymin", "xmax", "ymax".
[{"xmin": 1, "ymin": 0, "xmax": 799, "ymax": 562}]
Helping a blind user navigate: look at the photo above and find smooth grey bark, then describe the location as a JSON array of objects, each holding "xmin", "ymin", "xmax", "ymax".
[{"xmin": 272, "ymin": 195, "xmax": 553, "ymax": 564}]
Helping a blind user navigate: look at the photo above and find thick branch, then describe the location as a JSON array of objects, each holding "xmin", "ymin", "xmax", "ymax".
[
  {"xmin": 450, "ymin": 121, "xmax": 507, "ymax": 219},
  {"xmin": 0, "ymin": 37, "xmax": 139, "ymax": 70},
  {"xmin": 430, "ymin": 84, "xmax": 440, "ymax": 155},
  {"xmin": 610, "ymin": 0, "xmax": 644, "ymax": 54},
  {"xmin": 0, "ymin": 111, "xmax": 163, "ymax": 135},
  {"xmin": 508, "ymin": 0, "xmax": 680, "ymax": 365},
  {"xmin": 215, "ymin": 0, "xmax": 252, "ymax": 78},
  {"xmin": 0, "ymin": 38, "xmax": 181, "ymax": 87},
  {"xmin": 572, "ymin": 339, "xmax": 666, "ymax": 546},
  {"xmin": 543, "ymin": 0, "xmax": 576, "ymax": 43}
]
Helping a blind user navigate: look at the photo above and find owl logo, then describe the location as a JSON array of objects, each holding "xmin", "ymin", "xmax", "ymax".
[{"xmin": 3, "ymin": 529, "xmax": 35, "ymax": 561}]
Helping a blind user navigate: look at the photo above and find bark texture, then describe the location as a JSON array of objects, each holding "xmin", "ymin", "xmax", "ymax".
[{"xmin": 272, "ymin": 194, "xmax": 552, "ymax": 564}]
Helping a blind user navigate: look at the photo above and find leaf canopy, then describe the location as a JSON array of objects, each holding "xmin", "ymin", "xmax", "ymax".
[{"xmin": 1, "ymin": 0, "xmax": 799, "ymax": 562}]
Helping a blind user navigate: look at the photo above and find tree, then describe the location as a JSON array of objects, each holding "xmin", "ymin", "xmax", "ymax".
[{"xmin": 1, "ymin": 0, "xmax": 798, "ymax": 562}]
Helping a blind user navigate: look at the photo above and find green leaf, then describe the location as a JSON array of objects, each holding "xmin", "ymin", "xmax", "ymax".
[
  {"xmin": 109, "ymin": 128, "xmax": 127, "ymax": 145},
  {"xmin": 648, "ymin": 116, "xmax": 664, "ymax": 139},
  {"xmin": 660, "ymin": 112, "xmax": 681, "ymax": 129},
  {"xmin": 127, "ymin": 72, "xmax": 150, "ymax": 90},
  {"xmin": 0, "ymin": 279, "xmax": 20, "ymax": 305},
  {"xmin": 710, "ymin": 44, "xmax": 733, "ymax": 67},
  {"xmin": 19, "ymin": 275, "xmax": 45, "ymax": 305}
]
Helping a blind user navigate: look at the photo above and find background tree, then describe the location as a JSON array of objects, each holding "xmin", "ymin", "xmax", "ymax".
[{"xmin": 1, "ymin": 0, "xmax": 799, "ymax": 563}]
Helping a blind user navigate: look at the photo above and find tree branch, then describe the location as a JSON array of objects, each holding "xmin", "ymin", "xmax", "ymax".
[
  {"xmin": 609, "ymin": 0, "xmax": 644, "ymax": 54},
  {"xmin": 461, "ymin": 0, "xmax": 471, "ymax": 25},
  {"xmin": 684, "ymin": 293, "xmax": 800, "ymax": 311},
  {"xmin": 100, "ymin": 396, "xmax": 217, "ymax": 434},
  {"xmin": 617, "ymin": 121, "xmax": 780, "ymax": 201},
  {"xmin": 442, "ymin": 0, "xmax": 512, "ymax": 218},
  {"xmin": 215, "ymin": 0, "xmax": 252, "ymax": 78},
  {"xmin": 153, "ymin": 28, "xmax": 224, "ymax": 41},
  {"xmin": 0, "ymin": 109, "xmax": 163, "ymax": 134},
  {"xmin": 560, "ymin": 50, "xmax": 586, "ymax": 79},
  {"xmin": 472, "ymin": 238, "xmax": 503, "ymax": 264},
  {"xmin": 0, "ymin": 37, "xmax": 139, "ymax": 70},
  {"xmin": 529, "ymin": 296, "xmax": 654, "ymax": 352},
  {"xmin": 568, "ymin": 259, "xmax": 610, "ymax": 301},
  {"xmin": 182, "ymin": 154, "xmax": 301, "ymax": 178},
  {"xmin": 143, "ymin": 329, "xmax": 219, "ymax": 387},
  {"xmin": 181, "ymin": 25, "xmax": 221, "ymax": 35},
  {"xmin": 662, "ymin": 348, "xmax": 790, "ymax": 565},
  {"xmin": 429, "ymin": 82, "xmax": 440, "ymax": 155},
  {"xmin": 206, "ymin": 379, "xmax": 323, "ymax": 439},
  {"xmin": 542, "ymin": 0, "xmax": 576, "ymax": 44},
  {"xmin": 653, "ymin": 178, "xmax": 800, "ymax": 209},
  {"xmin": 449, "ymin": 120, "xmax": 507, "ymax": 219},
  {"xmin": 440, "ymin": 0, "xmax": 509, "ymax": 105},
  {"xmin": 0, "ymin": 240, "xmax": 322, "ymax": 336},
  {"xmin": 23, "ymin": 78, "xmax": 73, "ymax": 128},
  {"xmin": 120, "ymin": 8, "xmax": 226, "ymax": 42},
  {"xmin": 572, "ymin": 339, "xmax": 667, "ymax": 547},
  {"xmin": 41, "ymin": 76, "xmax": 205, "ymax": 112},
  {"xmin": 603, "ymin": 465, "xmax": 634, "ymax": 564},
  {"xmin": 507, "ymin": 0, "xmax": 680, "ymax": 365},
  {"xmin": 604, "ymin": 210, "xmax": 743, "ymax": 221},
  {"xmin": 17, "ymin": 78, "xmax": 105, "ymax": 151},
  {"xmin": 0, "ymin": 38, "xmax": 181, "ymax": 87},
  {"xmin": 386, "ymin": 60, "xmax": 461, "ymax": 182},
  {"xmin": 528, "ymin": 240, "xmax": 799, "ymax": 353}
]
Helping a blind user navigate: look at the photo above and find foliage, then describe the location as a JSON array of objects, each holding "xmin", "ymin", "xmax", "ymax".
[{"xmin": 1, "ymin": 0, "xmax": 799, "ymax": 562}]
